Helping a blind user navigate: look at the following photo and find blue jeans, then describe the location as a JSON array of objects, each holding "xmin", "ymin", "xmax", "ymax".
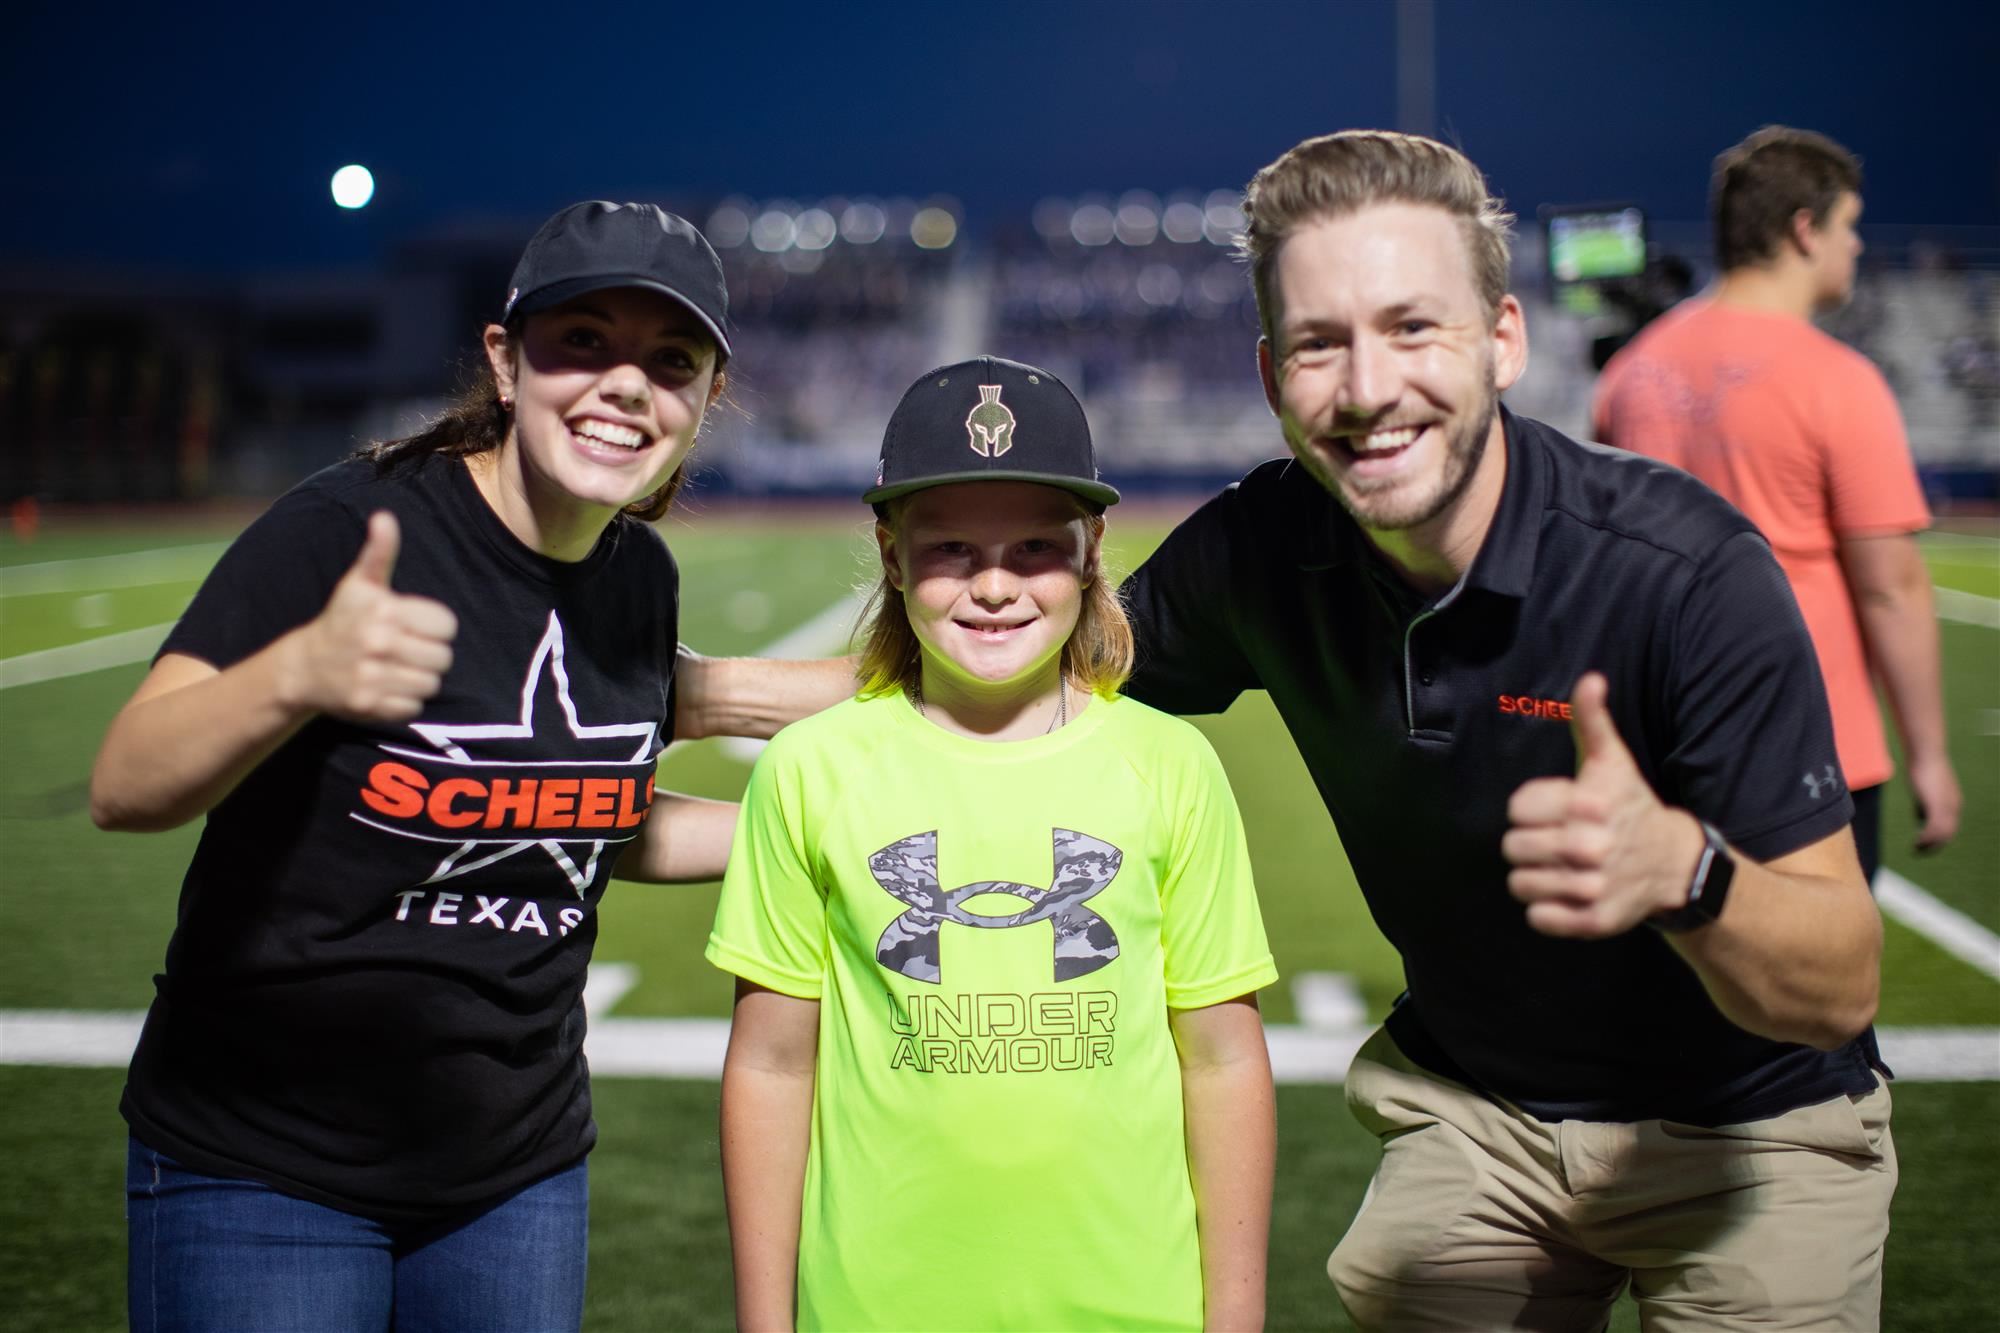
[{"xmin": 126, "ymin": 1138, "xmax": 587, "ymax": 1332}]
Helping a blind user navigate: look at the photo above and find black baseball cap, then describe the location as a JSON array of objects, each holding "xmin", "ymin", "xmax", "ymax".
[
  {"xmin": 865, "ymin": 356, "xmax": 1119, "ymax": 507},
  {"xmin": 502, "ymin": 201, "xmax": 732, "ymax": 362}
]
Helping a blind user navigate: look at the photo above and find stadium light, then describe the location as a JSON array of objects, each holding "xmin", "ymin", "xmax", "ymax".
[
  {"xmin": 1115, "ymin": 191, "xmax": 1161, "ymax": 246},
  {"xmin": 911, "ymin": 207, "xmax": 957, "ymax": 249},
  {"xmin": 330, "ymin": 165, "xmax": 375, "ymax": 210},
  {"xmin": 840, "ymin": 201, "xmax": 887, "ymax": 244},
  {"xmin": 751, "ymin": 208, "xmax": 798, "ymax": 253},
  {"xmin": 1162, "ymin": 199, "xmax": 1205, "ymax": 244},
  {"xmin": 794, "ymin": 208, "xmax": 837, "ymax": 251},
  {"xmin": 1203, "ymin": 190, "xmax": 1245, "ymax": 246},
  {"xmin": 1070, "ymin": 202, "xmax": 1115, "ymax": 247},
  {"xmin": 707, "ymin": 200, "xmax": 752, "ymax": 248}
]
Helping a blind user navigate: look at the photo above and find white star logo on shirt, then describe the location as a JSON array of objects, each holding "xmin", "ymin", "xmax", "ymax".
[{"xmin": 350, "ymin": 610, "xmax": 659, "ymax": 896}]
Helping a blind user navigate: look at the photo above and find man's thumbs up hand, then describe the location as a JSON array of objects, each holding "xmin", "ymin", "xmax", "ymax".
[{"xmin": 1502, "ymin": 673, "xmax": 1705, "ymax": 938}]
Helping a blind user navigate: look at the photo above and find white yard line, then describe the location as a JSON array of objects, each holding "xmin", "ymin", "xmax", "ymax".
[
  {"xmin": 1877, "ymin": 868, "xmax": 2000, "ymax": 982},
  {"xmin": 713, "ymin": 589, "xmax": 871, "ymax": 765},
  {"xmin": 0, "ymin": 623, "xmax": 176, "ymax": 690},
  {"xmin": 1933, "ymin": 586, "xmax": 2000, "ymax": 629},
  {"xmin": 0, "ymin": 543, "xmax": 229, "ymax": 596},
  {"xmin": 1291, "ymin": 972, "xmax": 1367, "ymax": 1031},
  {"xmin": 4, "ymin": 1010, "xmax": 1991, "ymax": 1082},
  {"xmin": 581, "ymin": 962, "xmax": 640, "ymax": 1020}
]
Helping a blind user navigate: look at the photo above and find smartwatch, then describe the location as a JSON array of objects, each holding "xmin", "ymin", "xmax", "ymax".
[{"xmin": 1650, "ymin": 820, "xmax": 1735, "ymax": 933}]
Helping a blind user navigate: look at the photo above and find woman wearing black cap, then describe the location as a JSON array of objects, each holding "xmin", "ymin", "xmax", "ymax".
[{"xmin": 91, "ymin": 201, "xmax": 739, "ymax": 1331}]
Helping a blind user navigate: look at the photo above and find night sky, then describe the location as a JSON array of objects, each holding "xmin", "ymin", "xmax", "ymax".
[{"xmin": 5, "ymin": 0, "xmax": 1996, "ymax": 273}]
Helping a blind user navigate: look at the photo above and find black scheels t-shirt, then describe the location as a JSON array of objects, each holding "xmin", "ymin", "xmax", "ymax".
[
  {"xmin": 122, "ymin": 452, "xmax": 678, "ymax": 1225},
  {"xmin": 1122, "ymin": 408, "xmax": 1878, "ymax": 1126}
]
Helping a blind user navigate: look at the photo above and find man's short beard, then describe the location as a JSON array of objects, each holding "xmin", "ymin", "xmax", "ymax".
[{"xmin": 1321, "ymin": 363, "xmax": 1499, "ymax": 533}]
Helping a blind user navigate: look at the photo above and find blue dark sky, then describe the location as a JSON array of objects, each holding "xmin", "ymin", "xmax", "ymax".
[{"xmin": 5, "ymin": 0, "xmax": 1995, "ymax": 272}]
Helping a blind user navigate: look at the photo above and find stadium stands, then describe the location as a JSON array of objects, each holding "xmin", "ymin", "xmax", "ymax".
[{"xmin": 1, "ymin": 198, "xmax": 1994, "ymax": 506}]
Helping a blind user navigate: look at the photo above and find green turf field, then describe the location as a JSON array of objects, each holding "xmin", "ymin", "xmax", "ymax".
[{"xmin": 2, "ymin": 511, "xmax": 1995, "ymax": 1330}]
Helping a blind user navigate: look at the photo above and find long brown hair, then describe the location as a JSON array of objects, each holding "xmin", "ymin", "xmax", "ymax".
[
  {"xmin": 358, "ymin": 327, "xmax": 723, "ymax": 523},
  {"xmin": 854, "ymin": 493, "xmax": 1135, "ymax": 700}
]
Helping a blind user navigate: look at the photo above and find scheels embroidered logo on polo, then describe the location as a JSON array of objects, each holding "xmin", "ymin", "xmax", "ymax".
[
  {"xmin": 1497, "ymin": 692, "xmax": 1574, "ymax": 721},
  {"xmin": 965, "ymin": 384, "xmax": 1017, "ymax": 458}
]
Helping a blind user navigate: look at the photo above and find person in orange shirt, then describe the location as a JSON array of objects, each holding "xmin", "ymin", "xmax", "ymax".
[{"xmin": 1594, "ymin": 125, "xmax": 1961, "ymax": 883}]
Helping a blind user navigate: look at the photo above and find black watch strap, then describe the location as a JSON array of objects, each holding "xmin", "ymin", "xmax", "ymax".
[{"xmin": 1650, "ymin": 820, "xmax": 1735, "ymax": 934}]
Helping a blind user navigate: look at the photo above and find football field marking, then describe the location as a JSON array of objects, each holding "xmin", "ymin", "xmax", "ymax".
[
  {"xmin": 695, "ymin": 588, "xmax": 871, "ymax": 765},
  {"xmin": 0, "ymin": 543, "xmax": 229, "ymax": 597},
  {"xmin": 5, "ymin": 1007, "xmax": 1991, "ymax": 1083},
  {"xmin": 1933, "ymin": 586, "xmax": 2000, "ymax": 629},
  {"xmin": 0, "ymin": 623, "xmax": 177, "ymax": 690},
  {"xmin": 1292, "ymin": 972, "xmax": 1367, "ymax": 1030},
  {"xmin": 1877, "ymin": 869, "xmax": 2000, "ymax": 981},
  {"xmin": 582, "ymin": 961, "xmax": 640, "ymax": 1018}
]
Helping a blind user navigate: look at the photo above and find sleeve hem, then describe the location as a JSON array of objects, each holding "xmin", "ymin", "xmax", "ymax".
[
  {"xmin": 1828, "ymin": 518, "xmax": 1931, "ymax": 539},
  {"xmin": 1725, "ymin": 796, "xmax": 1857, "ymax": 864},
  {"xmin": 1166, "ymin": 958, "xmax": 1279, "ymax": 1011},
  {"xmin": 703, "ymin": 936, "xmax": 823, "ymax": 1000}
]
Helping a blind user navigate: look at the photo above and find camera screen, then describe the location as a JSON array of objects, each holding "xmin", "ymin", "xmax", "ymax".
[{"xmin": 1545, "ymin": 206, "xmax": 1647, "ymax": 284}]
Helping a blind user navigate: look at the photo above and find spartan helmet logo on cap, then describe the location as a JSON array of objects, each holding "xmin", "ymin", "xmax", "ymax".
[
  {"xmin": 869, "ymin": 829, "xmax": 1122, "ymax": 984},
  {"xmin": 965, "ymin": 384, "xmax": 1017, "ymax": 458}
]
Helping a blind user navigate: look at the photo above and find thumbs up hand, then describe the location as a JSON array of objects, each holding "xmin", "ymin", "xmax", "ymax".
[
  {"xmin": 1502, "ymin": 673, "xmax": 1706, "ymax": 938},
  {"xmin": 289, "ymin": 511, "xmax": 459, "ymax": 723}
]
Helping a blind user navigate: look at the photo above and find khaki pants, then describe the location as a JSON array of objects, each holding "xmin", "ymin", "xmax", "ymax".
[{"xmin": 1329, "ymin": 1028, "xmax": 1897, "ymax": 1332}]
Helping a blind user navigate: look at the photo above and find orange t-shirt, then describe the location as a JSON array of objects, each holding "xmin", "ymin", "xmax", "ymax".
[{"xmin": 1593, "ymin": 299, "xmax": 1930, "ymax": 789}]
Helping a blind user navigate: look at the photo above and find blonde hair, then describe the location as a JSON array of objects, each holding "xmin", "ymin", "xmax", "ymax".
[
  {"xmin": 854, "ymin": 496, "xmax": 1134, "ymax": 700},
  {"xmin": 1239, "ymin": 129, "xmax": 1516, "ymax": 334}
]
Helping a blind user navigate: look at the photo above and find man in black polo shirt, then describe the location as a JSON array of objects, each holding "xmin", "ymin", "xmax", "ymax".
[{"xmin": 1121, "ymin": 130, "xmax": 1892, "ymax": 1331}]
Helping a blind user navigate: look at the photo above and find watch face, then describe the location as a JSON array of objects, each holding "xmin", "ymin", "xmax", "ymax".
[
  {"xmin": 1651, "ymin": 822, "xmax": 1733, "ymax": 934},
  {"xmin": 1693, "ymin": 824, "xmax": 1735, "ymax": 922}
]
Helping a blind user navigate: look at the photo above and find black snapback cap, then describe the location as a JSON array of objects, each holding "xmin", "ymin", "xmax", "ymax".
[
  {"xmin": 503, "ymin": 201, "xmax": 732, "ymax": 361},
  {"xmin": 865, "ymin": 356, "xmax": 1119, "ymax": 507}
]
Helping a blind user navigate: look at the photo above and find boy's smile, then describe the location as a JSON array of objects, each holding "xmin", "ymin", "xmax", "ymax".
[{"xmin": 878, "ymin": 481, "xmax": 1097, "ymax": 707}]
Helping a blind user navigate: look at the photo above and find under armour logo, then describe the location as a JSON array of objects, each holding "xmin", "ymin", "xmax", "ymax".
[
  {"xmin": 869, "ymin": 829, "xmax": 1121, "ymax": 984},
  {"xmin": 965, "ymin": 384, "xmax": 1016, "ymax": 458},
  {"xmin": 1801, "ymin": 764, "xmax": 1841, "ymax": 799}
]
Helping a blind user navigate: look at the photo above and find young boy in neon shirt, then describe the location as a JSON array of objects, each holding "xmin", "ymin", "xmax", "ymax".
[{"xmin": 708, "ymin": 356, "xmax": 1278, "ymax": 1331}]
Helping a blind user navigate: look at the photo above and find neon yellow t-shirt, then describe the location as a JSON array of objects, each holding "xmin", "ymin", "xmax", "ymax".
[{"xmin": 708, "ymin": 690, "xmax": 1277, "ymax": 1332}]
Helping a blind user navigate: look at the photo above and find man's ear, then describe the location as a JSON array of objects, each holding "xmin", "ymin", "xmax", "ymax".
[
  {"xmin": 1491, "ymin": 294, "xmax": 1530, "ymax": 393},
  {"xmin": 1787, "ymin": 207, "xmax": 1819, "ymax": 258},
  {"xmin": 483, "ymin": 324, "xmax": 516, "ymax": 402},
  {"xmin": 1257, "ymin": 337, "xmax": 1281, "ymax": 418}
]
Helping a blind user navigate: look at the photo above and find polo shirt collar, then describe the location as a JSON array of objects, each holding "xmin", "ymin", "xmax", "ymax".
[
  {"xmin": 1287, "ymin": 404, "xmax": 1545, "ymax": 599},
  {"xmin": 1461, "ymin": 405, "xmax": 1544, "ymax": 599}
]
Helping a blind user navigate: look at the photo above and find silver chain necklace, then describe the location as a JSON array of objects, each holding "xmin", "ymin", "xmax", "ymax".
[{"xmin": 911, "ymin": 680, "xmax": 1068, "ymax": 734}]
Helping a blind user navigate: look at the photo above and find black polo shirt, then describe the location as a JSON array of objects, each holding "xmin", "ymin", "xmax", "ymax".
[{"xmin": 1122, "ymin": 407, "xmax": 1879, "ymax": 1125}]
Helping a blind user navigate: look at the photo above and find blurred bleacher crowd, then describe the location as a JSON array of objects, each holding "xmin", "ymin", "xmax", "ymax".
[{"xmin": 3, "ymin": 194, "xmax": 1996, "ymax": 508}]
